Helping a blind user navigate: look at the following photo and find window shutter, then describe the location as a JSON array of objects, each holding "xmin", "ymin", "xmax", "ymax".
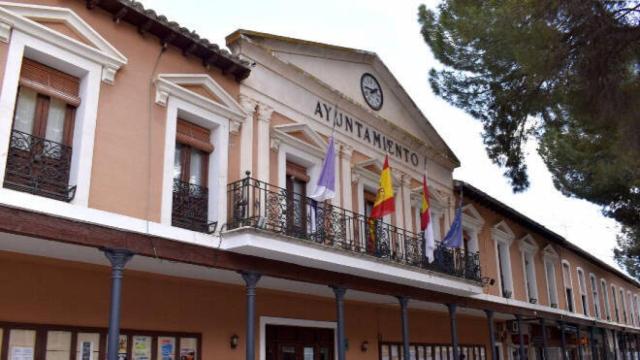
[
  {"xmin": 176, "ymin": 119, "xmax": 214, "ymax": 153},
  {"xmin": 285, "ymin": 161, "xmax": 309, "ymax": 182},
  {"xmin": 19, "ymin": 59, "xmax": 81, "ymax": 106}
]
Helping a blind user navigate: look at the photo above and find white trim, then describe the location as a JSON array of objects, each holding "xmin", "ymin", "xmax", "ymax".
[
  {"xmin": 576, "ymin": 267, "xmax": 590, "ymax": 317},
  {"xmin": 561, "ymin": 260, "xmax": 576, "ymax": 312},
  {"xmin": 611, "ymin": 284, "xmax": 620, "ymax": 323},
  {"xmin": 589, "ymin": 273, "xmax": 601, "ymax": 320},
  {"xmin": 159, "ymin": 96, "xmax": 229, "ymax": 227},
  {"xmin": 543, "ymin": 259, "xmax": 559, "ymax": 308},
  {"xmin": 277, "ymin": 142, "xmax": 322, "ymax": 194},
  {"xmin": 155, "ymin": 75, "xmax": 246, "ymax": 122},
  {"xmin": 492, "ymin": 221, "xmax": 515, "ymax": 298},
  {"xmin": 519, "ymin": 236, "xmax": 538, "ymax": 304},
  {"xmin": 0, "ymin": 30, "xmax": 102, "ymax": 207},
  {"xmin": 461, "ymin": 204, "xmax": 484, "ymax": 253},
  {"xmin": 259, "ymin": 316, "xmax": 337, "ymax": 360},
  {"xmin": 0, "ymin": 2, "xmax": 127, "ymax": 83},
  {"xmin": 602, "ymin": 278, "xmax": 612, "ymax": 321}
]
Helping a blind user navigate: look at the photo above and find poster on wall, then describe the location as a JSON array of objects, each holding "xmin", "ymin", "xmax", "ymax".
[
  {"xmin": 159, "ymin": 338, "xmax": 175, "ymax": 360},
  {"xmin": 11, "ymin": 347, "xmax": 34, "ymax": 360},
  {"xmin": 132, "ymin": 336, "xmax": 151, "ymax": 360},
  {"xmin": 118, "ymin": 335, "xmax": 128, "ymax": 360},
  {"xmin": 81, "ymin": 341, "xmax": 93, "ymax": 360}
]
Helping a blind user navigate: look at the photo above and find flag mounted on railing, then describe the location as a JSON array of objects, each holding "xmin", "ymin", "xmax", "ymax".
[
  {"xmin": 421, "ymin": 175, "xmax": 436, "ymax": 262},
  {"xmin": 370, "ymin": 155, "xmax": 395, "ymax": 219},
  {"xmin": 442, "ymin": 204, "xmax": 463, "ymax": 248},
  {"xmin": 309, "ymin": 136, "xmax": 336, "ymax": 201}
]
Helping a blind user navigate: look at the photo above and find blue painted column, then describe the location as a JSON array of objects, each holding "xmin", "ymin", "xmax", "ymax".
[
  {"xmin": 331, "ymin": 286, "xmax": 347, "ymax": 360},
  {"xmin": 602, "ymin": 328, "xmax": 609, "ymax": 360},
  {"xmin": 578, "ymin": 326, "xmax": 584, "ymax": 360},
  {"xmin": 241, "ymin": 271, "xmax": 261, "ymax": 360},
  {"xmin": 104, "ymin": 249, "xmax": 133, "ymax": 360},
  {"xmin": 614, "ymin": 330, "xmax": 619, "ymax": 360},
  {"xmin": 559, "ymin": 321, "xmax": 568, "ymax": 360},
  {"xmin": 448, "ymin": 304, "xmax": 459, "ymax": 360},
  {"xmin": 540, "ymin": 318, "xmax": 548, "ymax": 360},
  {"xmin": 485, "ymin": 310, "xmax": 497, "ymax": 360},
  {"xmin": 589, "ymin": 327, "xmax": 597, "ymax": 360},
  {"xmin": 516, "ymin": 315, "xmax": 525, "ymax": 360},
  {"xmin": 398, "ymin": 297, "xmax": 410, "ymax": 360}
]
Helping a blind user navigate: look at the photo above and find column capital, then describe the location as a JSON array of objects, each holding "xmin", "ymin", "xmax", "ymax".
[
  {"xmin": 397, "ymin": 296, "xmax": 409, "ymax": 308},
  {"xmin": 351, "ymin": 172, "xmax": 361, "ymax": 184},
  {"xmin": 401, "ymin": 174, "xmax": 413, "ymax": 187},
  {"xmin": 230, "ymin": 119, "xmax": 241, "ymax": 134},
  {"xmin": 330, "ymin": 285, "xmax": 347, "ymax": 299},
  {"xmin": 239, "ymin": 94, "xmax": 257, "ymax": 113},
  {"xmin": 239, "ymin": 271, "xmax": 262, "ymax": 288},
  {"xmin": 257, "ymin": 103, "xmax": 274, "ymax": 122},
  {"xmin": 339, "ymin": 143, "xmax": 353, "ymax": 159},
  {"xmin": 103, "ymin": 248, "xmax": 133, "ymax": 271},
  {"xmin": 270, "ymin": 137, "xmax": 281, "ymax": 151}
]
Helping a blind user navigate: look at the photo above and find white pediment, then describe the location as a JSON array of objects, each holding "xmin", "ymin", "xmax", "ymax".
[
  {"xmin": 519, "ymin": 234, "xmax": 539, "ymax": 252},
  {"xmin": 543, "ymin": 244, "xmax": 559, "ymax": 260},
  {"xmin": 461, "ymin": 204, "xmax": 485, "ymax": 229},
  {"xmin": 272, "ymin": 123, "xmax": 327, "ymax": 150},
  {"xmin": 354, "ymin": 158, "xmax": 401, "ymax": 183},
  {"xmin": 492, "ymin": 220, "xmax": 515, "ymax": 242},
  {"xmin": 0, "ymin": 2, "xmax": 127, "ymax": 83},
  {"xmin": 155, "ymin": 74, "xmax": 246, "ymax": 123}
]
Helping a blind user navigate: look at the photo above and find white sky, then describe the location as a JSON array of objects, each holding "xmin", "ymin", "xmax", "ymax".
[{"xmin": 139, "ymin": 0, "xmax": 622, "ymax": 269}]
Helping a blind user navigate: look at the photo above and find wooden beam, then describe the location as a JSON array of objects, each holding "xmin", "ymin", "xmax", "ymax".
[
  {"xmin": 138, "ymin": 19, "xmax": 153, "ymax": 35},
  {"xmin": 0, "ymin": 203, "xmax": 634, "ymax": 332},
  {"xmin": 113, "ymin": 7, "xmax": 127, "ymax": 23}
]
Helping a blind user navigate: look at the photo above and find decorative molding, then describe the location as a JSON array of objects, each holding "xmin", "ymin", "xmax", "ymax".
[
  {"xmin": 229, "ymin": 119, "xmax": 241, "ymax": 134},
  {"xmin": 0, "ymin": 20, "xmax": 10, "ymax": 42},
  {"xmin": 542, "ymin": 244, "xmax": 560, "ymax": 260},
  {"xmin": 340, "ymin": 143, "xmax": 353, "ymax": 159},
  {"xmin": 519, "ymin": 234, "xmax": 539, "ymax": 252},
  {"xmin": 257, "ymin": 103, "xmax": 274, "ymax": 122},
  {"xmin": 491, "ymin": 220, "xmax": 515, "ymax": 244},
  {"xmin": 239, "ymin": 94, "xmax": 257, "ymax": 114},
  {"xmin": 270, "ymin": 137, "xmax": 281, "ymax": 151},
  {"xmin": 154, "ymin": 74, "xmax": 246, "ymax": 122},
  {"xmin": 0, "ymin": 2, "xmax": 128, "ymax": 84},
  {"xmin": 351, "ymin": 172, "xmax": 361, "ymax": 184}
]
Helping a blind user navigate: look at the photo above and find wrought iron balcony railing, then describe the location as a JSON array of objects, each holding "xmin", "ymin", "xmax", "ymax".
[
  {"xmin": 172, "ymin": 179, "xmax": 217, "ymax": 234},
  {"xmin": 3, "ymin": 130, "xmax": 76, "ymax": 202},
  {"xmin": 226, "ymin": 174, "xmax": 481, "ymax": 282}
]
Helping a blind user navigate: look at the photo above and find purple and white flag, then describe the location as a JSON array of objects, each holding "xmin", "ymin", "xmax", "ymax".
[{"xmin": 310, "ymin": 136, "xmax": 336, "ymax": 201}]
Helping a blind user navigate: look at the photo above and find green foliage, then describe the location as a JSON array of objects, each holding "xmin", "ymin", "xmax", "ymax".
[{"xmin": 418, "ymin": 1, "xmax": 640, "ymax": 276}]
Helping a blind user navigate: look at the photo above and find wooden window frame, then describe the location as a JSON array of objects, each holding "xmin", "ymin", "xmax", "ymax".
[
  {"xmin": 0, "ymin": 321, "xmax": 201, "ymax": 360},
  {"xmin": 174, "ymin": 119, "xmax": 212, "ymax": 187},
  {"xmin": 379, "ymin": 341, "xmax": 486, "ymax": 360}
]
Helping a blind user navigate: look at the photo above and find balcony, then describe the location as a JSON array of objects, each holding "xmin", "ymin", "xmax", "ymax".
[
  {"xmin": 3, "ymin": 130, "xmax": 76, "ymax": 202},
  {"xmin": 172, "ymin": 179, "xmax": 217, "ymax": 233},
  {"xmin": 226, "ymin": 175, "xmax": 481, "ymax": 283}
]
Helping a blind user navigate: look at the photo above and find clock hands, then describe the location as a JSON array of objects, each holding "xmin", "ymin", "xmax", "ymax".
[{"xmin": 364, "ymin": 86, "xmax": 379, "ymax": 94}]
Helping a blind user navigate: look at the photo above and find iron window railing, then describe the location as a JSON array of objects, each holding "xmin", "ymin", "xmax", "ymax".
[
  {"xmin": 172, "ymin": 179, "xmax": 217, "ymax": 233},
  {"xmin": 3, "ymin": 130, "xmax": 76, "ymax": 202},
  {"xmin": 226, "ymin": 173, "xmax": 481, "ymax": 282}
]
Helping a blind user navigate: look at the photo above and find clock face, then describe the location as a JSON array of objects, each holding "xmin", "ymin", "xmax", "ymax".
[{"xmin": 360, "ymin": 73, "xmax": 383, "ymax": 110}]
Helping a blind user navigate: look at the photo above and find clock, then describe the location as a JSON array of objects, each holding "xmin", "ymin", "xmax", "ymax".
[{"xmin": 360, "ymin": 73, "xmax": 383, "ymax": 110}]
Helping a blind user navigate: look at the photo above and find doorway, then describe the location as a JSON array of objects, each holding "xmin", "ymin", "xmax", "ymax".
[{"xmin": 265, "ymin": 324, "xmax": 334, "ymax": 360}]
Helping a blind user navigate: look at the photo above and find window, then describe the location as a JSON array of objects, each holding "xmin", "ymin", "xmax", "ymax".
[
  {"xmin": 635, "ymin": 294, "xmax": 640, "ymax": 326},
  {"xmin": 285, "ymin": 160, "xmax": 309, "ymax": 237},
  {"xmin": 611, "ymin": 285, "xmax": 620, "ymax": 322},
  {"xmin": 492, "ymin": 222, "xmax": 514, "ymax": 299},
  {"xmin": 364, "ymin": 189, "xmax": 378, "ymax": 255},
  {"xmin": 627, "ymin": 292, "xmax": 636, "ymax": 326},
  {"xmin": 379, "ymin": 342, "xmax": 486, "ymax": 360},
  {"xmin": 590, "ymin": 274, "xmax": 601, "ymax": 319},
  {"xmin": 497, "ymin": 242, "xmax": 513, "ymax": 298},
  {"xmin": 601, "ymin": 279, "xmax": 611, "ymax": 320},
  {"xmin": 619, "ymin": 288, "xmax": 628, "ymax": 324},
  {"xmin": 172, "ymin": 119, "xmax": 212, "ymax": 233},
  {"xmin": 0, "ymin": 321, "xmax": 199, "ymax": 360},
  {"xmin": 545, "ymin": 260, "xmax": 559, "ymax": 307},
  {"xmin": 4, "ymin": 59, "xmax": 79, "ymax": 202},
  {"xmin": 561, "ymin": 261, "xmax": 575, "ymax": 312},
  {"xmin": 576, "ymin": 268, "xmax": 589, "ymax": 316},
  {"xmin": 519, "ymin": 236, "xmax": 538, "ymax": 304}
]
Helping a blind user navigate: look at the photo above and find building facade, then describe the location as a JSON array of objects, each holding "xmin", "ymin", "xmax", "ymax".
[{"xmin": 0, "ymin": 2, "xmax": 638, "ymax": 360}]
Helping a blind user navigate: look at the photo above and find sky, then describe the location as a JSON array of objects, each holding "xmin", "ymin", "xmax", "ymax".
[{"xmin": 138, "ymin": 0, "xmax": 622, "ymax": 269}]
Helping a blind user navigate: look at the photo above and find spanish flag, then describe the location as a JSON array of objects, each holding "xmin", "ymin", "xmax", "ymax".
[
  {"xmin": 421, "ymin": 175, "xmax": 436, "ymax": 262},
  {"xmin": 370, "ymin": 156, "xmax": 395, "ymax": 219}
]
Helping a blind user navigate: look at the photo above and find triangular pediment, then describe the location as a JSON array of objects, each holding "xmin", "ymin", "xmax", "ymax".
[
  {"xmin": 492, "ymin": 220, "xmax": 515, "ymax": 241},
  {"xmin": 226, "ymin": 29, "xmax": 460, "ymax": 168},
  {"xmin": 462, "ymin": 204, "xmax": 485, "ymax": 228},
  {"xmin": 155, "ymin": 74, "xmax": 245, "ymax": 122},
  {"xmin": 543, "ymin": 244, "xmax": 559, "ymax": 259},
  {"xmin": 519, "ymin": 234, "xmax": 539, "ymax": 251},
  {"xmin": 272, "ymin": 123, "xmax": 327, "ymax": 152},
  {"xmin": 0, "ymin": 2, "xmax": 128, "ymax": 83}
]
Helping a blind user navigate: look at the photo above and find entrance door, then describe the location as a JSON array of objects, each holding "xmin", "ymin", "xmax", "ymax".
[{"xmin": 266, "ymin": 325, "xmax": 334, "ymax": 360}]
